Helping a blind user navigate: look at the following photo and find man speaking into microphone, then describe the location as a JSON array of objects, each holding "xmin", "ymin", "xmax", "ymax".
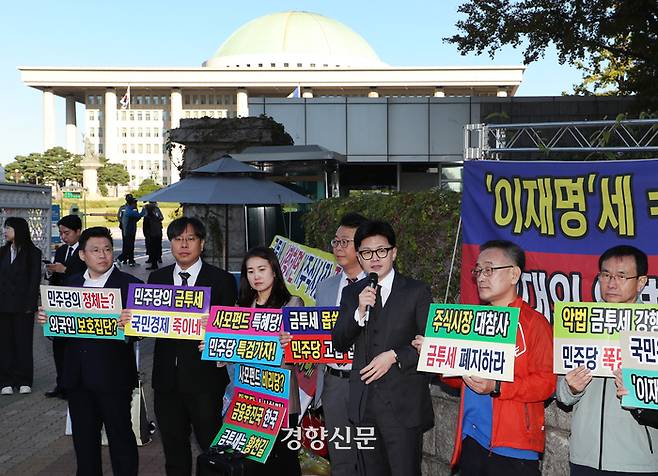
[{"xmin": 332, "ymin": 220, "xmax": 434, "ymax": 476}]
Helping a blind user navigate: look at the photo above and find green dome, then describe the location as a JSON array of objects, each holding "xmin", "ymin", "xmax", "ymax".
[{"xmin": 204, "ymin": 11, "xmax": 384, "ymax": 68}]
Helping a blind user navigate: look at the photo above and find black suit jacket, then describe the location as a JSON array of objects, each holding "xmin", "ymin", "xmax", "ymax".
[
  {"xmin": 0, "ymin": 243, "xmax": 42, "ymax": 314},
  {"xmin": 61, "ymin": 267, "xmax": 142, "ymax": 393},
  {"xmin": 48, "ymin": 243, "xmax": 87, "ymax": 286},
  {"xmin": 332, "ymin": 271, "xmax": 434, "ymax": 430},
  {"xmin": 148, "ymin": 262, "xmax": 238, "ymax": 393}
]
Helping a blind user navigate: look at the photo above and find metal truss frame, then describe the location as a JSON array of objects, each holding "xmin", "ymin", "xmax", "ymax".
[{"xmin": 464, "ymin": 118, "xmax": 658, "ymax": 160}]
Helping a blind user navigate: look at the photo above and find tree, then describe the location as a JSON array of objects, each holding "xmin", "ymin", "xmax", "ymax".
[
  {"xmin": 447, "ymin": 1, "xmax": 658, "ymax": 103},
  {"xmin": 5, "ymin": 147, "xmax": 83, "ymax": 191},
  {"xmin": 133, "ymin": 178, "xmax": 161, "ymax": 199},
  {"xmin": 97, "ymin": 157, "xmax": 130, "ymax": 196}
]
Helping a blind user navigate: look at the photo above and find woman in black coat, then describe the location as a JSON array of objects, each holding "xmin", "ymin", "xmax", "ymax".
[{"xmin": 0, "ymin": 217, "xmax": 42, "ymax": 395}]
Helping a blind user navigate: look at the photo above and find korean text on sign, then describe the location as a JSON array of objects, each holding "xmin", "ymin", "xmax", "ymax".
[
  {"xmin": 124, "ymin": 283, "xmax": 211, "ymax": 340},
  {"xmin": 40, "ymin": 285, "xmax": 123, "ymax": 340},
  {"xmin": 621, "ymin": 331, "xmax": 658, "ymax": 410},
  {"xmin": 417, "ymin": 303, "xmax": 519, "ymax": 381},
  {"xmin": 201, "ymin": 306, "xmax": 284, "ymax": 365},
  {"xmin": 283, "ymin": 306, "xmax": 352, "ymax": 364},
  {"xmin": 554, "ymin": 302, "xmax": 658, "ymax": 377}
]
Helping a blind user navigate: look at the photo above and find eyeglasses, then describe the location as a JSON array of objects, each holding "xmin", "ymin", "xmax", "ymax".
[
  {"xmin": 598, "ymin": 271, "xmax": 639, "ymax": 283},
  {"xmin": 330, "ymin": 238, "xmax": 353, "ymax": 249},
  {"xmin": 471, "ymin": 265, "xmax": 514, "ymax": 278},
  {"xmin": 358, "ymin": 247, "xmax": 394, "ymax": 260},
  {"xmin": 172, "ymin": 235, "xmax": 200, "ymax": 244},
  {"xmin": 84, "ymin": 247, "xmax": 112, "ymax": 257}
]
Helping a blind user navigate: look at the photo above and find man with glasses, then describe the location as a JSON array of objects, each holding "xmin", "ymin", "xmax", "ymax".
[
  {"xmin": 557, "ymin": 245, "xmax": 658, "ymax": 475},
  {"xmin": 144, "ymin": 217, "xmax": 237, "ymax": 475},
  {"xmin": 310, "ymin": 212, "xmax": 366, "ymax": 476},
  {"xmin": 38, "ymin": 227, "xmax": 141, "ymax": 475},
  {"xmin": 332, "ymin": 220, "xmax": 433, "ymax": 476},
  {"xmin": 417, "ymin": 239, "xmax": 554, "ymax": 475}
]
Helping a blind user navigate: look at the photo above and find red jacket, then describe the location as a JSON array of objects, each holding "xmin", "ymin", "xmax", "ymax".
[{"xmin": 445, "ymin": 297, "xmax": 555, "ymax": 467}]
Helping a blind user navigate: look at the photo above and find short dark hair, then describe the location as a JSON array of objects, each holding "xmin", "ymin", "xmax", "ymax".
[
  {"xmin": 57, "ymin": 214, "xmax": 82, "ymax": 231},
  {"xmin": 599, "ymin": 245, "xmax": 648, "ymax": 276},
  {"xmin": 3, "ymin": 216, "xmax": 35, "ymax": 249},
  {"xmin": 480, "ymin": 240, "xmax": 526, "ymax": 272},
  {"xmin": 79, "ymin": 226, "xmax": 113, "ymax": 250},
  {"xmin": 167, "ymin": 217, "xmax": 206, "ymax": 241},
  {"xmin": 238, "ymin": 246, "xmax": 292, "ymax": 308},
  {"xmin": 354, "ymin": 220, "xmax": 397, "ymax": 250},
  {"xmin": 339, "ymin": 212, "xmax": 367, "ymax": 229}
]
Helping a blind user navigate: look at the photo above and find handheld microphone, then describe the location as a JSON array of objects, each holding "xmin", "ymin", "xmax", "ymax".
[{"xmin": 365, "ymin": 272, "xmax": 379, "ymax": 313}]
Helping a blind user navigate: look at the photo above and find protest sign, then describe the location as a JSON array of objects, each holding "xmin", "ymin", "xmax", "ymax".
[
  {"xmin": 211, "ymin": 363, "xmax": 290, "ymax": 463},
  {"xmin": 283, "ymin": 306, "xmax": 352, "ymax": 364},
  {"xmin": 460, "ymin": 160, "xmax": 658, "ymax": 320},
  {"xmin": 554, "ymin": 301, "xmax": 658, "ymax": 376},
  {"xmin": 124, "ymin": 283, "xmax": 211, "ymax": 340},
  {"xmin": 270, "ymin": 235, "xmax": 341, "ymax": 306},
  {"xmin": 41, "ymin": 285, "xmax": 122, "ymax": 340},
  {"xmin": 417, "ymin": 303, "xmax": 519, "ymax": 381},
  {"xmin": 212, "ymin": 396, "xmax": 287, "ymax": 463},
  {"xmin": 621, "ymin": 330, "xmax": 658, "ymax": 409},
  {"xmin": 201, "ymin": 306, "xmax": 283, "ymax": 365}
]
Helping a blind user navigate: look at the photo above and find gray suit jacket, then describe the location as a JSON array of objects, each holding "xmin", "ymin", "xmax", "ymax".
[{"xmin": 315, "ymin": 273, "xmax": 344, "ymax": 307}]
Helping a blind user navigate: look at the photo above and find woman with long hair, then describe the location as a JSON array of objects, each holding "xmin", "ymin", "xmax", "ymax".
[
  {"xmin": 238, "ymin": 246, "xmax": 303, "ymax": 476},
  {"xmin": 0, "ymin": 217, "xmax": 42, "ymax": 395}
]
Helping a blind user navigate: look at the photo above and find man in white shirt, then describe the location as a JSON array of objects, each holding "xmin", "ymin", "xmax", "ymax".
[{"xmin": 38, "ymin": 226, "xmax": 141, "ymax": 475}]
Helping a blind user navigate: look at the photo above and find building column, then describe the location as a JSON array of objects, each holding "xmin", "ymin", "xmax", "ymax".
[
  {"xmin": 496, "ymin": 87, "xmax": 508, "ymax": 97},
  {"xmin": 367, "ymin": 87, "xmax": 379, "ymax": 98},
  {"xmin": 104, "ymin": 88, "xmax": 117, "ymax": 162},
  {"xmin": 302, "ymin": 87, "xmax": 314, "ymax": 98},
  {"xmin": 43, "ymin": 88, "xmax": 56, "ymax": 151},
  {"xmin": 237, "ymin": 88, "xmax": 249, "ymax": 117},
  {"xmin": 65, "ymin": 96, "xmax": 77, "ymax": 154},
  {"xmin": 168, "ymin": 88, "xmax": 183, "ymax": 185},
  {"xmin": 433, "ymin": 87, "xmax": 445, "ymax": 97},
  {"xmin": 170, "ymin": 88, "xmax": 182, "ymax": 129}
]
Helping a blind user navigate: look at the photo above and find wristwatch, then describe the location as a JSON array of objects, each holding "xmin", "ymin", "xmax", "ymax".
[{"xmin": 490, "ymin": 380, "xmax": 501, "ymax": 397}]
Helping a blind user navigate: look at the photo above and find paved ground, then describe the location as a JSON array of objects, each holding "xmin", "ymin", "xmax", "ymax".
[{"xmin": 0, "ymin": 247, "xmax": 192, "ymax": 475}]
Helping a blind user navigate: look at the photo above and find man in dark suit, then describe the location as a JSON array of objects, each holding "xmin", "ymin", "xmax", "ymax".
[
  {"xmin": 38, "ymin": 226, "xmax": 141, "ymax": 476},
  {"xmin": 147, "ymin": 217, "xmax": 237, "ymax": 476},
  {"xmin": 332, "ymin": 220, "xmax": 434, "ymax": 476},
  {"xmin": 45, "ymin": 214, "xmax": 87, "ymax": 399}
]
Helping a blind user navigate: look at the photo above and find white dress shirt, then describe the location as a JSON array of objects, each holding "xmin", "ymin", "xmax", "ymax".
[
  {"xmin": 83, "ymin": 265, "xmax": 115, "ymax": 288},
  {"xmin": 354, "ymin": 268, "xmax": 395, "ymax": 326},
  {"xmin": 173, "ymin": 258, "xmax": 203, "ymax": 286}
]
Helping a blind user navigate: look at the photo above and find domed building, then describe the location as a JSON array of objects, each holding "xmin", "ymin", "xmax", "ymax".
[
  {"xmin": 20, "ymin": 11, "xmax": 524, "ymax": 190},
  {"xmin": 204, "ymin": 11, "xmax": 385, "ymax": 69}
]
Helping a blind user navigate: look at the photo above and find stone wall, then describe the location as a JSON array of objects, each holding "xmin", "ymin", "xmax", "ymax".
[
  {"xmin": 422, "ymin": 384, "xmax": 572, "ymax": 475},
  {"xmin": 170, "ymin": 116, "xmax": 293, "ymax": 270}
]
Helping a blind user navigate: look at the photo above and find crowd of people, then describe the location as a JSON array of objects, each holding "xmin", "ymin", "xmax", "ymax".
[{"xmin": 1, "ymin": 210, "xmax": 657, "ymax": 476}]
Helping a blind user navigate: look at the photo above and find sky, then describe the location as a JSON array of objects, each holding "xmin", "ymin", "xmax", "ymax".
[{"xmin": 0, "ymin": 0, "xmax": 583, "ymax": 165}]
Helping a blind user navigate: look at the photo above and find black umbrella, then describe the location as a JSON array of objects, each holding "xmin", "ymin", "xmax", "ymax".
[{"xmin": 140, "ymin": 155, "xmax": 312, "ymax": 268}]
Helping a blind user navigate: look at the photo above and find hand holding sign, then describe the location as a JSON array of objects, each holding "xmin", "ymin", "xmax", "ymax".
[
  {"xmin": 613, "ymin": 368, "xmax": 628, "ymax": 399},
  {"xmin": 118, "ymin": 309, "xmax": 132, "ymax": 329},
  {"xmin": 412, "ymin": 335, "xmax": 424, "ymax": 354},
  {"xmin": 564, "ymin": 366, "xmax": 592, "ymax": 394},
  {"xmin": 463, "ymin": 376, "xmax": 496, "ymax": 395}
]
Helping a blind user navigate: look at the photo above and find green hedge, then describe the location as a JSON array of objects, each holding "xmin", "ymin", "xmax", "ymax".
[{"xmin": 302, "ymin": 189, "xmax": 462, "ymax": 302}]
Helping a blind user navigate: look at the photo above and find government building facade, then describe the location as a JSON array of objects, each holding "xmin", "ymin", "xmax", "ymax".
[{"xmin": 20, "ymin": 11, "xmax": 524, "ymax": 190}]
